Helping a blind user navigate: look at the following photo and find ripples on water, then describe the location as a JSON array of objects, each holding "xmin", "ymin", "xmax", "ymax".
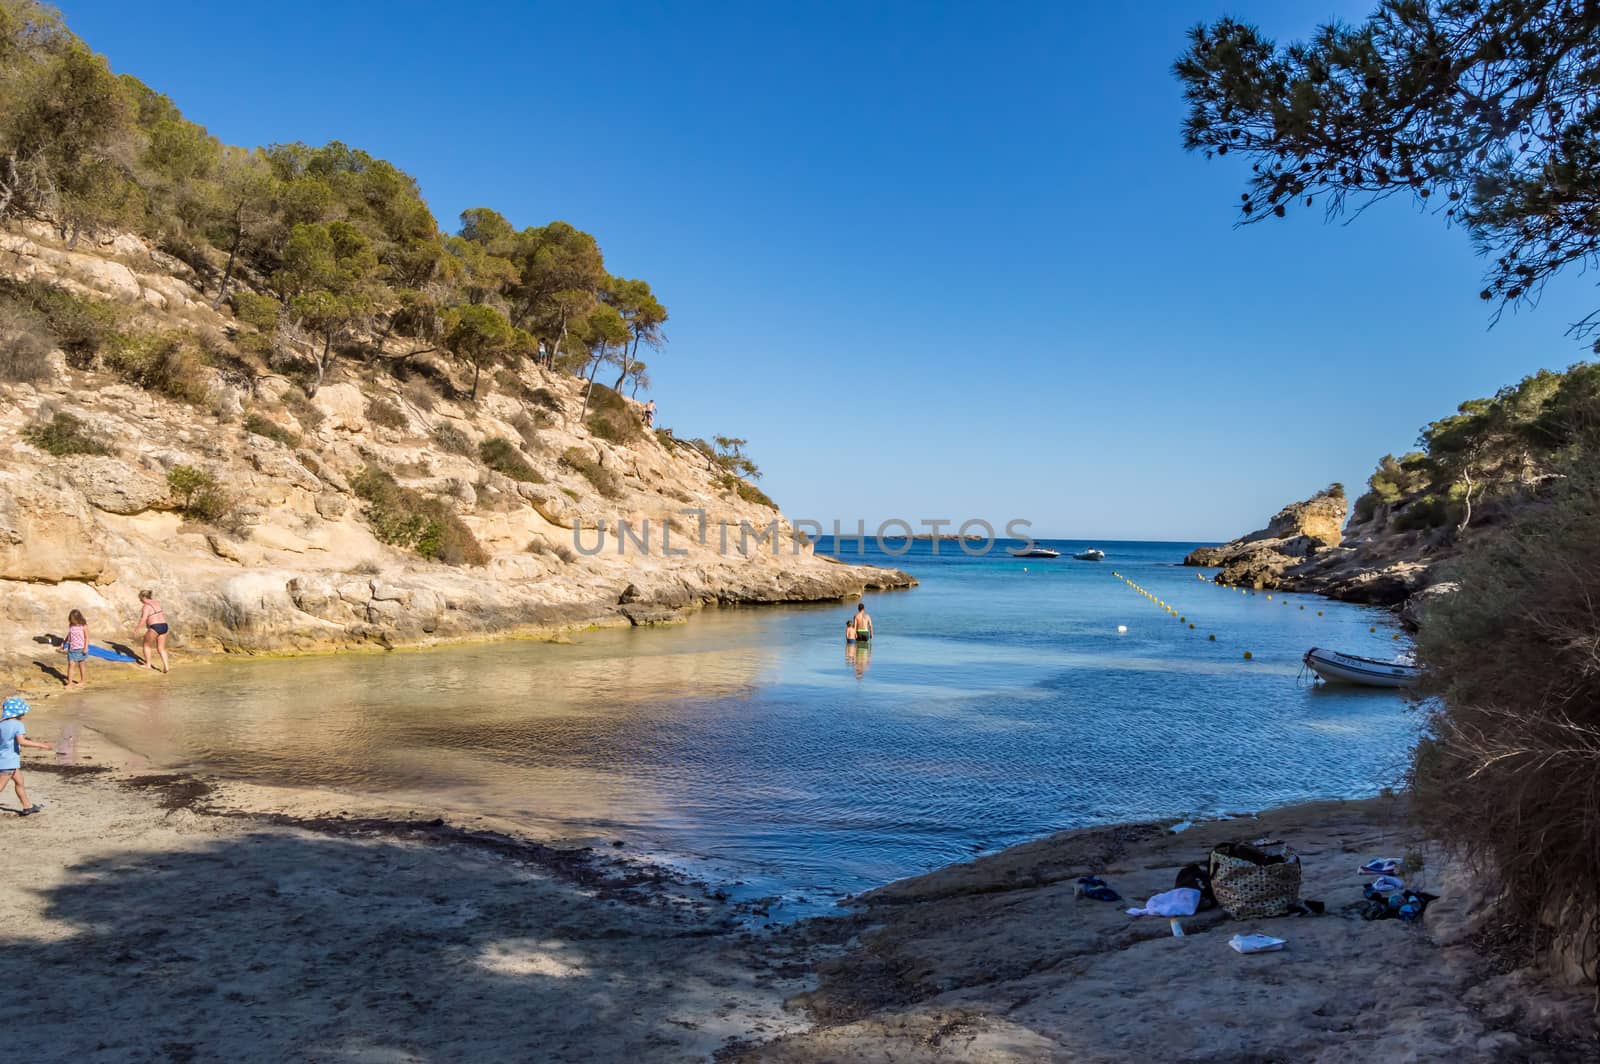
[{"xmin": 62, "ymin": 540, "xmax": 1418, "ymax": 906}]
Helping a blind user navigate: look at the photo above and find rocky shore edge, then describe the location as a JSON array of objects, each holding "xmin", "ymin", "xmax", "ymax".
[{"xmin": 1183, "ymin": 484, "xmax": 1452, "ymax": 623}]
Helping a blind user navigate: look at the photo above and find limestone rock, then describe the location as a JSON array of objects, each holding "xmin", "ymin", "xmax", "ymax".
[
  {"xmin": 1185, "ymin": 487, "xmax": 1348, "ymax": 588},
  {"xmin": 248, "ymin": 447, "xmax": 321, "ymax": 492},
  {"xmin": 313, "ymin": 383, "xmax": 368, "ymax": 432},
  {"xmin": 66, "ymin": 456, "xmax": 168, "ymax": 515},
  {"xmin": 0, "ymin": 474, "xmax": 110, "ymax": 584},
  {"xmin": 314, "ymin": 492, "xmax": 348, "ymax": 519}
]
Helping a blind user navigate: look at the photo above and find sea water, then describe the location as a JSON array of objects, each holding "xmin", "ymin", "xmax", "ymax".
[{"xmin": 56, "ymin": 540, "xmax": 1418, "ymax": 908}]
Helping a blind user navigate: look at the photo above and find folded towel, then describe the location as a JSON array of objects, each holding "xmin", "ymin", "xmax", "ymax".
[{"xmin": 1229, "ymin": 933, "xmax": 1286, "ymax": 955}]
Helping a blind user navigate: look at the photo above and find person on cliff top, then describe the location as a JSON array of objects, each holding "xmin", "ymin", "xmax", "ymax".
[
  {"xmin": 137, "ymin": 590, "xmax": 171, "ymax": 674},
  {"xmin": 1, "ymin": 697, "xmax": 52, "ymax": 816},
  {"xmin": 59, "ymin": 608, "xmax": 89, "ymax": 688},
  {"xmin": 643, "ymin": 400, "xmax": 656, "ymax": 427},
  {"xmin": 854, "ymin": 603, "xmax": 873, "ymax": 641}
]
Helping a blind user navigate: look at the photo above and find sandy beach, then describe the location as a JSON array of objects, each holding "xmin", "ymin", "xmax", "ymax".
[{"xmin": 6, "ymin": 723, "xmax": 1595, "ymax": 1063}]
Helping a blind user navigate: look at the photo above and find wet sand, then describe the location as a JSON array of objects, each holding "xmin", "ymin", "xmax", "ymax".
[{"xmin": 4, "ymin": 731, "xmax": 1595, "ymax": 1062}]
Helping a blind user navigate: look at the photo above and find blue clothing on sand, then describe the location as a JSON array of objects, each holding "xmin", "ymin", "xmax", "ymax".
[{"xmin": 0, "ymin": 718, "xmax": 24, "ymax": 772}]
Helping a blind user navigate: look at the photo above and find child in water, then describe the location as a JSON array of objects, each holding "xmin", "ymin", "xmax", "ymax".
[
  {"xmin": 1, "ymin": 697, "xmax": 52, "ymax": 816},
  {"xmin": 61, "ymin": 608, "xmax": 89, "ymax": 688},
  {"xmin": 845, "ymin": 615, "xmax": 856, "ymax": 642}
]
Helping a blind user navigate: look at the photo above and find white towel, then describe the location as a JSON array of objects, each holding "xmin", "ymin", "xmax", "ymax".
[{"xmin": 1126, "ymin": 887, "xmax": 1201, "ymax": 918}]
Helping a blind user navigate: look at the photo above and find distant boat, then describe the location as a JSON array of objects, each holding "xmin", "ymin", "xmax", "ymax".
[
  {"xmin": 1009, "ymin": 546, "xmax": 1061, "ymax": 559},
  {"xmin": 1302, "ymin": 647, "xmax": 1419, "ymax": 688},
  {"xmin": 1073, "ymin": 548, "xmax": 1106, "ymax": 561}
]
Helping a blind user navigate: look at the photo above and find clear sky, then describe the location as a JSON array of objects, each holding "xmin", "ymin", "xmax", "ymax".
[{"xmin": 58, "ymin": 1, "xmax": 1598, "ymax": 541}]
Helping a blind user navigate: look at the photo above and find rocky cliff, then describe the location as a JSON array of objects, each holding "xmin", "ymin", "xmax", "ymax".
[
  {"xmin": 1183, "ymin": 486, "xmax": 1348, "ymax": 585},
  {"xmin": 0, "ymin": 222, "xmax": 912, "ymax": 685},
  {"xmin": 1185, "ymin": 484, "xmax": 1442, "ymax": 610}
]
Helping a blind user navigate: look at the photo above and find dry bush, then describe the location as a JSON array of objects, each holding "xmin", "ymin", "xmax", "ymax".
[
  {"xmin": 403, "ymin": 376, "xmax": 439, "ymax": 412},
  {"xmin": 479, "ymin": 437, "xmax": 544, "ymax": 483},
  {"xmin": 561, "ymin": 446, "xmax": 622, "ymax": 499},
  {"xmin": 368, "ymin": 396, "xmax": 408, "ymax": 430},
  {"xmin": 104, "ymin": 331, "xmax": 210, "ymax": 404},
  {"xmin": 510, "ymin": 410, "xmax": 545, "ymax": 448},
  {"xmin": 282, "ymin": 388, "xmax": 324, "ymax": 431},
  {"xmin": 584, "ymin": 383, "xmax": 643, "ymax": 444},
  {"xmin": 1411, "ymin": 466, "xmax": 1600, "ymax": 979},
  {"xmin": 351, "ymin": 466, "xmax": 487, "ymax": 566},
  {"xmin": 243, "ymin": 412, "xmax": 299, "ymax": 448},
  {"xmin": 0, "ymin": 302, "xmax": 55, "ymax": 382},
  {"xmin": 430, "ymin": 421, "xmax": 474, "ymax": 456},
  {"xmin": 23, "ymin": 412, "xmax": 109, "ymax": 456}
]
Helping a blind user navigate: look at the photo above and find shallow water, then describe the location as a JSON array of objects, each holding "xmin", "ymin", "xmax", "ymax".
[{"xmin": 57, "ymin": 540, "xmax": 1418, "ymax": 909}]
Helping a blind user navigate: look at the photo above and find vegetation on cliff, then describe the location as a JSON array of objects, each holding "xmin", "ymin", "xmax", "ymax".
[
  {"xmin": 0, "ymin": 0, "xmax": 667, "ymax": 399},
  {"xmin": 0, "ymin": 0, "xmax": 782, "ymax": 557},
  {"xmin": 1353, "ymin": 362, "xmax": 1600, "ymax": 535}
]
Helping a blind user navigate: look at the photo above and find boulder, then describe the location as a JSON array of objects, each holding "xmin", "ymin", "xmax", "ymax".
[
  {"xmin": 312, "ymin": 383, "xmax": 368, "ymax": 432},
  {"xmin": 65, "ymin": 456, "xmax": 168, "ymax": 515},
  {"xmin": 0, "ymin": 474, "xmax": 110, "ymax": 584},
  {"xmin": 314, "ymin": 492, "xmax": 348, "ymax": 519},
  {"xmin": 248, "ymin": 448, "xmax": 322, "ymax": 492}
]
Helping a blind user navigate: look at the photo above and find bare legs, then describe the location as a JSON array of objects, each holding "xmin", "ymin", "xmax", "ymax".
[
  {"xmin": 2, "ymin": 769, "xmax": 29, "ymax": 810},
  {"xmin": 141, "ymin": 629, "xmax": 170, "ymax": 673}
]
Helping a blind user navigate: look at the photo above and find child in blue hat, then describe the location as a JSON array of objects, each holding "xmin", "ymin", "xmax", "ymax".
[{"xmin": 1, "ymin": 697, "xmax": 53, "ymax": 816}]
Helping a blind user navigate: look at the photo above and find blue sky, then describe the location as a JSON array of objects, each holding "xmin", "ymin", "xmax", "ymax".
[{"xmin": 62, "ymin": 1, "xmax": 1598, "ymax": 540}]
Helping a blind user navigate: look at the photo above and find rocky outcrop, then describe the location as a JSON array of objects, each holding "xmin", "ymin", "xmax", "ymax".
[
  {"xmin": 1183, "ymin": 487, "xmax": 1347, "ymax": 588},
  {"xmin": 0, "ymin": 223, "xmax": 915, "ymax": 684},
  {"xmin": 1188, "ymin": 485, "xmax": 1452, "ymax": 614}
]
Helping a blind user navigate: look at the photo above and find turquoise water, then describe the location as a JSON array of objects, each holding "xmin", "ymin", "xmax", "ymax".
[{"xmin": 62, "ymin": 539, "xmax": 1417, "ymax": 908}]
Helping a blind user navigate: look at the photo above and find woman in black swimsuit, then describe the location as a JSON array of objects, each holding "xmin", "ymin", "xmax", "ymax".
[{"xmin": 138, "ymin": 589, "xmax": 171, "ymax": 674}]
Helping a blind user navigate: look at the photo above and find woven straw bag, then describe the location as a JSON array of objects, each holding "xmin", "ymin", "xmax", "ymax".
[{"xmin": 1209, "ymin": 842, "xmax": 1302, "ymax": 919}]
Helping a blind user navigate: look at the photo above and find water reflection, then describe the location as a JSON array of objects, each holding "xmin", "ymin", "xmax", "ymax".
[{"xmin": 55, "ymin": 541, "xmax": 1419, "ymax": 904}]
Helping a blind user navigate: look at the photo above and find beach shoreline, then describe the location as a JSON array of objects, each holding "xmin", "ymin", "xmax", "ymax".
[{"xmin": 6, "ymin": 732, "xmax": 1595, "ymax": 1062}]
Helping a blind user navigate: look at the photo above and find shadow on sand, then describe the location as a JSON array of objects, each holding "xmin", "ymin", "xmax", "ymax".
[{"xmin": 3, "ymin": 814, "xmax": 797, "ymax": 1061}]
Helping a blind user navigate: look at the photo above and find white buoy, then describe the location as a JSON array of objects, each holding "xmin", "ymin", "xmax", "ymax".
[{"xmin": 1117, "ymin": 625, "xmax": 1128, "ymax": 634}]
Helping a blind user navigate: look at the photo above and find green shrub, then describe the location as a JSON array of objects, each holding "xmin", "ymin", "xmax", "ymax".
[
  {"xmin": 351, "ymin": 465, "xmax": 487, "ymax": 566},
  {"xmin": 722, "ymin": 474, "xmax": 776, "ymax": 509},
  {"xmin": 430, "ymin": 421, "xmax": 474, "ymax": 456},
  {"xmin": 1393, "ymin": 493, "xmax": 1455, "ymax": 532},
  {"xmin": 243, "ymin": 412, "xmax": 299, "ymax": 447},
  {"xmin": 479, "ymin": 437, "xmax": 544, "ymax": 483},
  {"xmin": 1352, "ymin": 490, "xmax": 1383, "ymax": 524},
  {"xmin": 561, "ymin": 446, "xmax": 622, "ymax": 499},
  {"xmin": 584, "ymin": 384, "xmax": 644, "ymax": 444},
  {"xmin": 166, "ymin": 464, "xmax": 233, "ymax": 523},
  {"xmin": 104, "ymin": 331, "xmax": 210, "ymax": 404},
  {"xmin": 530, "ymin": 387, "xmax": 563, "ymax": 412},
  {"xmin": 368, "ymin": 397, "xmax": 407, "ymax": 429},
  {"xmin": 22, "ymin": 412, "xmax": 109, "ymax": 456},
  {"xmin": 229, "ymin": 291, "xmax": 281, "ymax": 332},
  {"xmin": 0, "ymin": 280, "xmax": 121, "ymax": 365}
]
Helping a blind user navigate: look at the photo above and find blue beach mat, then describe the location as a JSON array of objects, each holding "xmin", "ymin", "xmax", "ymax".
[{"xmin": 86, "ymin": 645, "xmax": 140, "ymax": 663}]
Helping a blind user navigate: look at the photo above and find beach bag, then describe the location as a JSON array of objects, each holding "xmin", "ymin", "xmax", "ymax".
[{"xmin": 1209, "ymin": 842, "xmax": 1302, "ymax": 920}]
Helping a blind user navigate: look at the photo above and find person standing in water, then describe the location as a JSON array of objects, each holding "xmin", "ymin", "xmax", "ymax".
[
  {"xmin": 138, "ymin": 590, "xmax": 171, "ymax": 674},
  {"xmin": 845, "ymin": 615, "xmax": 857, "ymax": 643},
  {"xmin": 1, "ymin": 697, "xmax": 52, "ymax": 816},
  {"xmin": 854, "ymin": 602, "xmax": 873, "ymax": 642}
]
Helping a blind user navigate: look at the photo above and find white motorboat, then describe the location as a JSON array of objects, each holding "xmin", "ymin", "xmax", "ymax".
[
  {"xmin": 1073, "ymin": 548, "xmax": 1106, "ymax": 561},
  {"xmin": 1302, "ymin": 646, "xmax": 1419, "ymax": 688},
  {"xmin": 1009, "ymin": 546, "xmax": 1061, "ymax": 558}
]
